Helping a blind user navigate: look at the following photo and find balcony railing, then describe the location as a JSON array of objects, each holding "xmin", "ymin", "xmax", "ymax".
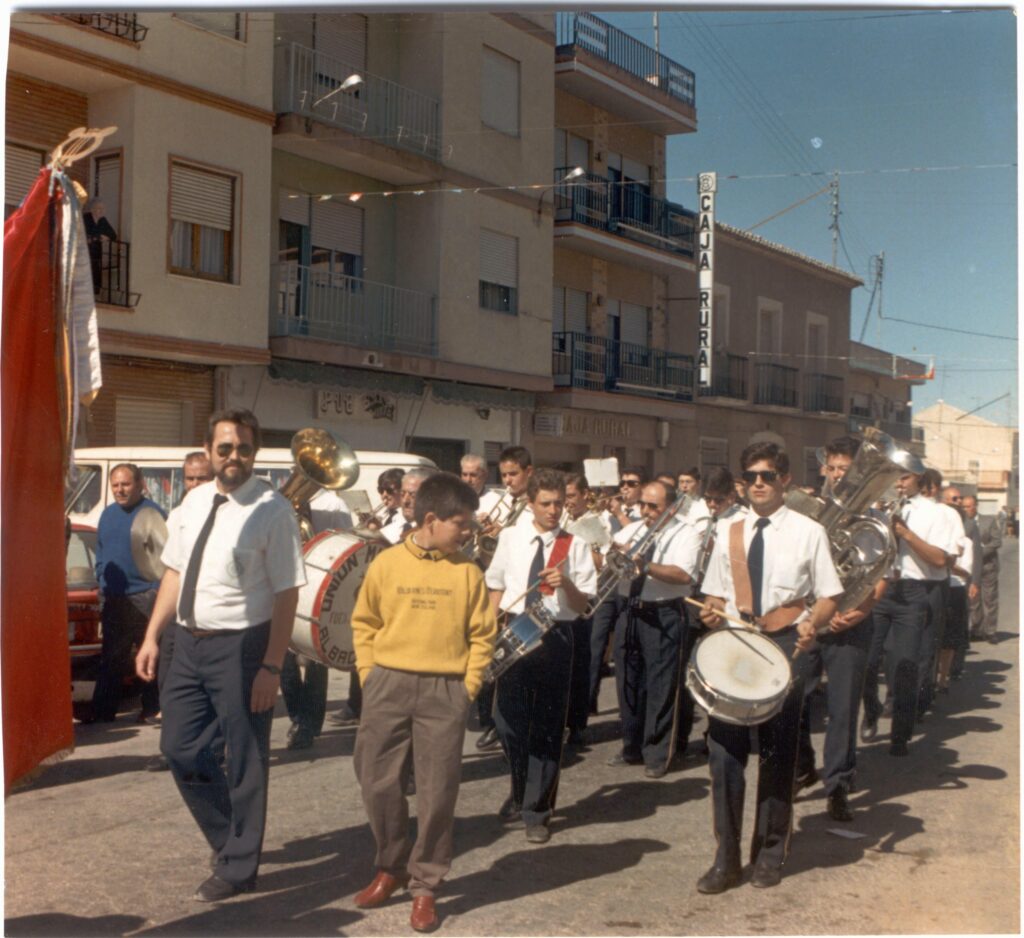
[
  {"xmin": 275, "ymin": 43, "xmax": 441, "ymax": 161},
  {"xmin": 848, "ymin": 415, "xmax": 925, "ymax": 444},
  {"xmin": 554, "ymin": 167, "xmax": 695, "ymax": 258},
  {"xmin": 61, "ymin": 13, "xmax": 149, "ymax": 41},
  {"xmin": 89, "ymin": 238, "xmax": 140, "ymax": 308},
  {"xmin": 271, "ymin": 263, "xmax": 437, "ymax": 357},
  {"xmin": 555, "ymin": 12, "xmax": 696, "ymax": 109},
  {"xmin": 698, "ymin": 352, "xmax": 748, "ymax": 401},
  {"xmin": 552, "ymin": 331, "xmax": 693, "ymax": 401},
  {"xmin": 754, "ymin": 361, "xmax": 799, "ymax": 408},
  {"xmin": 803, "ymin": 372, "xmax": 843, "ymax": 414}
]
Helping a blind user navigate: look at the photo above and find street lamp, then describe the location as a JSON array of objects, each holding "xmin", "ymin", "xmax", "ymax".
[
  {"xmin": 313, "ymin": 73, "xmax": 364, "ymax": 108},
  {"xmin": 536, "ymin": 165, "xmax": 585, "ymax": 222}
]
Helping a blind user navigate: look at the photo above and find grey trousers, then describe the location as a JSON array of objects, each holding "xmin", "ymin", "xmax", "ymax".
[
  {"xmin": 969, "ymin": 558, "xmax": 1000, "ymax": 638},
  {"xmin": 353, "ymin": 667, "xmax": 470, "ymax": 896}
]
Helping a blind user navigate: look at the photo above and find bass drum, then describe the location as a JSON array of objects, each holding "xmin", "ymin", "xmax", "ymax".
[
  {"xmin": 292, "ymin": 529, "xmax": 389, "ymax": 670},
  {"xmin": 685, "ymin": 628, "xmax": 793, "ymax": 726}
]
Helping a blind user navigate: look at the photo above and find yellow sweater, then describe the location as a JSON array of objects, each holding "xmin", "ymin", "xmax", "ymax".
[{"xmin": 351, "ymin": 537, "xmax": 498, "ymax": 699}]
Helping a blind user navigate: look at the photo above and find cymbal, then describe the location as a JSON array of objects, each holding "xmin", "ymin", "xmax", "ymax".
[{"xmin": 131, "ymin": 506, "xmax": 168, "ymax": 582}]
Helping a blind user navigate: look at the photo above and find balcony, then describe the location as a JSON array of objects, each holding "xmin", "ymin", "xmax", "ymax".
[
  {"xmin": 698, "ymin": 352, "xmax": 748, "ymax": 401},
  {"xmin": 270, "ymin": 263, "xmax": 437, "ymax": 358},
  {"xmin": 89, "ymin": 239, "xmax": 140, "ymax": 308},
  {"xmin": 60, "ymin": 13, "xmax": 149, "ymax": 42},
  {"xmin": 803, "ymin": 373, "xmax": 843, "ymax": 414},
  {"xmin": 848, "ymin": 415, "xmax": 925, "ymax": 445},
  {"xmin": 274, "ymin": 42, "xmax": 441, "ymax": 180},
  {"xmin": 552, "ymin": 331, "xmax": 694, "ymax": 401},
  {"xmin": 555, "ymin": 12, "xmax": 696, "ymax": 135},
  {"xmin": 553, "ymin": 167, "xmax": 696, "ymax": 271},
  {"xmin": 753, "ymin": 361, "xmax": 798, "ymax": 408}
]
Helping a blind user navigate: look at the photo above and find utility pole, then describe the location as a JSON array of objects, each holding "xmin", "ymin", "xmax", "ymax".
[
  {"xmin": 653, "ymin": 12, "xmax": 660, "ymax": 55},
  {"xmin": 828, "ymin": 171, "xmax": 840, "ymax": 267}
]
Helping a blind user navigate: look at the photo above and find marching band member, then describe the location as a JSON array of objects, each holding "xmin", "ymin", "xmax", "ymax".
[
  {"xmin": 697, "ymin": 442, "xmax": 842, "ymax": 893},
  {"xmin": 937, "ymin": 500, "xmax": 973, "ymax": 692},
  {"xmin": 381, "ymin": 467, "xmax": 436, "ymax": 545},
  {"xmin": 677, "ymin": 466, "xmax": 711, "ymax": 525},
  {"xmin": 350, "ymin": 473, "xmax": 497, "ymax": 933},
  {"xmin": 485, "ymin": 469, "xmax": 596, "ymax": 844},
  {"xmin": 607, "ymin": 480, "xmax": 700, "ymax": 778},
  {"xmin": 610, "ymin": 466, "xmax": 646, "ymax": 529},
  {"xmin": 461, "ymin": 453, "xmax": 503, "ymax": 519}
]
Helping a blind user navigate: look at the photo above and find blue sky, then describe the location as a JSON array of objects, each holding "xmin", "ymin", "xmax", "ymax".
[{"xmin": 603, "ymin": 8, "xmax": 1018, "ymax": 428}]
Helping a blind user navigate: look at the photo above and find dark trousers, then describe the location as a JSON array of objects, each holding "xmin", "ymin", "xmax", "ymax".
[
  {"xmin": 566, "ymin": 617, "xmax": 592, "ymax": 734},
  {"xmin": 476, "ymin": 679, "xmax": 496, "ymax": 731},
  {"xmin": 92, "ymin": 589, "xmax": 159, "ymax": 720},
  {"xmin": 917, "ymin": 578, "xmax": 948, "ymax": 711},
  {"xmin": 614, "ymin": 600, "xmax": 684, "ymax": 770},
  {"xmin": 942, "ymin": 585, "xmax": 970, "ymax": 651},
  {"xmin": 161, "ymin": 622, "xmax": 273, "ymax": 886},
  {"xmin": 797, "ymin": 617, "xmax": 872, "ymax": 795},
  {"xmin": 348, "ymin": 670, "xmax": 363, "ymax": 717},
  {"xmin": 588, "ymin": 596, "xmax": 622, "ymax": 712},
  {"xmin": 708, "ymin": 626, "xmax": 805, "ymax": 870},
  {"xmin": 494, "ymin": 622, "xmax": 572, "ymax": 827},
  {"xmin": 861, "ymin": 609, "xmax": 890, "ymax": 722},
  {"xmin": 281, "ymin": 651, "xmax": 328, "ymax": 734},
  {"xmin": 676, "ymin": 619, "xmax": 706, "ymax": 751},
  {"xmin": 875, "ymin": 581, "xmax": 933, "ymax": 746}
]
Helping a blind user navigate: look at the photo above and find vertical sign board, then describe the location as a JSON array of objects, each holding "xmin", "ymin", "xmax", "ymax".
[{"xmin": 697, "ymin": 172, "xmax": 717, "ymax": 388}]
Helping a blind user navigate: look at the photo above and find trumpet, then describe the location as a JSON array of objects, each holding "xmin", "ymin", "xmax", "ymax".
[{"xmin": 463, "ymin": 489, "xmax": 522, "ymax": 564}]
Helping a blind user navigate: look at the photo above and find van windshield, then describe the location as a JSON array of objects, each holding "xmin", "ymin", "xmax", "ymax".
[{"xmin": 66, "ymin": 465, "xmax": 102, "ymax": 515}]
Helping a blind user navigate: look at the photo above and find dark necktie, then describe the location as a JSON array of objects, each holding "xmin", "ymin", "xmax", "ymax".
[
  {"xmin": 401, "ymin": 522, "xmax": 412, "ymax": 539},
  {"xmin": 178, "ymin": 493, "xmax": 228, "ymax": 621},
  {"xmin": 748, "ymin": 517, "xmax": 770, "ymax": 618},
  {"xmin": 629, "ymin": 538, "xmax": 658, "ymax": 600},
  {"xmin": 525, "ymin": 536, "xmax": 545, "ymax": 609}
]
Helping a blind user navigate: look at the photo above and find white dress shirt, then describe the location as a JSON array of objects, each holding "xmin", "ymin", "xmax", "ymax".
[
  {"xmin": 950, "ymin": 531, "xmax": 974, "ymax": 587},
  {"xmin": 380, "ymin": 514, "xmax": 413, "ymax": 545},
  {"xmin": 613, "ymin": 518, "xmax": 702, "ymax": 602},
  {"xmin": 308, "ymin": 488, "xmax": 354, "ymax": 533},
  {"xmin": 477, "ymin": 487, "xmax": 504, "ymax": 518},
  {"xmin": 162, "ymin": 476, "xmax": 306, "ymax": 631},
  {"xmin": 702, "ymin": 505, "xmax": 843, "ymax": 621},
  {"xmin": 896, "ymin": 494, "xmax": 961, "ymax": 581},
  {"xmin": 681, "ymin": 496, "xmax": 711, "ymax": 526},
  {"xmin": 485, "ymin": 521, "xmax": 597, "ymax": 619}
]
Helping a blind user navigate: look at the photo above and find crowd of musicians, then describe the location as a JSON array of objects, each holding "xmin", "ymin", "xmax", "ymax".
[{"xmin": 122, "ymin": 408, "xmax": 1001, "ymax": 931}]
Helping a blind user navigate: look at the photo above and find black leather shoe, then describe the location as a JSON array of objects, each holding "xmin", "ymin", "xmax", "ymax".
[
  {"xmin": 696, "ymin": 863, "xmax": 741, "ymax": 894},
  {"xmin": 881, "ymin": 699, "xmax": 893, "ymax": 718},
  {"xmin": 145, "ymin": 755, "xmax": 170, "ymax": 772},
  {"xmin": 827, "ymin": 788, "xmax": 854, "ymax": 822},
  {"xmin": 644, "ymin": 764, "xmax": 668, "ymax": 779},
  {"xmin": 194, "ymin": 874, "xmax": 255, "ymax": 902},
  {"xmin": 566, "ymin": 729, "xmax": 587, "ymax": 749},
  {"xmin": 860, "ymin": 717, "xmax": 878, "ymax": 742},
  {"xmin": 286, "ymin": 725, "xmax": 315, "ymax": 751},
  {"xmin": 793, "ymin": 766, "xmax": 819, "ymax": 795},
  {"xmin": 890, "ymin": 740, "xmax": 909, "ymax": 757},
  {"xmin": 476, "ymin": 726, "xmax": 500, "ymax": 751},
  {"xmin": 329, "ymin": 705, "xmax": 359, "ymax": 727},
  {"xmin": 750, "ymin": 861, "xmax": 782, "ymax": 888},
  {"xmin": 606, "ymin": 751, "xmax": 642, "ymax": 767},
  {"xmin": 498, "ymin": 796, "xmax": 524, "ymax": 828},
  {"xmin": 525, "ymin": 824, "xmax": 550, "ymax": 844}
]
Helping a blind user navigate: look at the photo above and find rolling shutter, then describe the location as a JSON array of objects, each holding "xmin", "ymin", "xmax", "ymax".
[
  {"xmin": 170, "ymin": 164, "xmax": 234, "ymax": 231},
  {"xmin": 279, "ymin": 189, "xmax": 310, "ymax": 226},
  {"xmin": 481, "ymin": 47, "xmax": 519, "ymax": 135},
  {"xmin": 115, "ymin": 398, "xmax": 187, "ymax": 445},
  {"xmin": 621, "ymin": 302, "xmax": 649, "ymax": 347},
  {"xmin": 566, "ymin": 288, "xmax": 587, "ymax": 333},
  {"xmin": 480, "ymin": 229, "xmax": 517, "ymax": 287},
  {"xmin": 623, "ymin": 157, "xmax": 649, "ymax": 183},
  {"xmin": 5, "ymin": 144, "xmax": 44, "ymax": 208},
  {"xmin": 177, "ymin": 13, "xmax": 241, "ymax": 39},
  {"xmin": 93, "ymin": 154, "xmax": 121, "ymax": 230},
  {"xmin": 311, "ymin": 200, "xmax": 362, "ymax": 255},
  {"xmin": 315, "ymin": 13, "xmax": 366, "ymax": 70},
  {"xmin": 568, "ymin": 134, "xmax": 589, "ymax": 172}
]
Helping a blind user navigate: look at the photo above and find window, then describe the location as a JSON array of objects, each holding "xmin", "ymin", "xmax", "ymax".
[
  {"xmin": 553, "ymin": 129, "xmax": 589, "ymax": 174},
  {"xmin": 552, "ymin": 286, "xmax": 587, "ymax": 334},
  {"xmin": 479, "ymin": 229, "xmax": 518, "ymax": 314},
  {"xmin": 481, "ymin": 47, "xmax": 520, "ymax": 136},
  {"xmin": 850, "ymin": 391, "xmax": 872, "ymax": 417},
  {"xmin": 757, "ymin": 299, "xmax": 783, "ymax": 356},
  {"xmin": 621, "ymin": 302, "xmax": 650, "ymax": 349},
  {"xmin": 699, "ymin": 437, "xmax": 729, "ymax": 478},
  {"xmin": 804, "ymin": 447, "xmax": 823, "ymax": 488},
  {"xmin": 5, "ymin": 143, "xmax": 44, "ymax": 217},
  {"xmin": 806, "ymin": 311, "xmax": 828, "ymax": 371},
  {"xmin": 311, "ymin": 199, "xmax": 363, "ymax": 279},
  {"xmin": 712, "ymin": 286, "xmax": 730, "ymax": 349},
  {"xmin": 176, "ymin": 12, "xmax": 244, "ymax": 40},
  {"xmin": 169, "ymin": 162, "xmax": 237, "ymax": 282},
  {"xmin": 92, "ymin": 153, "xmax": 122, "ymax": 231}
]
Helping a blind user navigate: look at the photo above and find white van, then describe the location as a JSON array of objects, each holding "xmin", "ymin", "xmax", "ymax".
[{"xmin": 67, "ymin": 445, "xmax": 436, "ymax": 527}]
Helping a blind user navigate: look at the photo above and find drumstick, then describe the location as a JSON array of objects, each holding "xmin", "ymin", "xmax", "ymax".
[
  {"xmin": 684, "ymin": 597, "xmax": 775, "ymax": 664},
  {"xmin": 502, "ymin": 558, "xmax": 569, "ymax": 615}
]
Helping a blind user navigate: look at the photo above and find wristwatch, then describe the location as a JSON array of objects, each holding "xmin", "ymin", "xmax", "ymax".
[{"xmin": 260, "ymin": 662, "xmax": 282, "ymax": 676}]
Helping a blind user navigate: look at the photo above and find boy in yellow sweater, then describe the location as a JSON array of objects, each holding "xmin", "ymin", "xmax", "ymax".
[{"xmin": 351, "ymin": 472, "xmax": 497, "ymax": 933}]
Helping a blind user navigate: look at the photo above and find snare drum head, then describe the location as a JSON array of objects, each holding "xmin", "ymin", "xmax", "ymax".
[{"xmin": 693, "ymin": 629, "xmax": 790, "ymax": 701}]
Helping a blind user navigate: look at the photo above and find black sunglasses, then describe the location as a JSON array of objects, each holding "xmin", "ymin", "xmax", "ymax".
[
  {"xmin": 741, "ymin": 470, "xmax": 779, "ymax": 485},
  {"xmin": 621, "ymin": 479, "xmax": 641, "ymax": 488},
  {"xmin": 215, "ymin": 442, "xmax": 255, "ymax": 458}
]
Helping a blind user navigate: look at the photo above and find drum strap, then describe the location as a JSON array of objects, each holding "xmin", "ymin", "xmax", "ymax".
[
  {"xmin": 538, "ymin": 531, "xmax": 574, "ymax": 595},
  {"xmin": 729, "ymin": 520, "xmax": 754, "ymax": 618}
]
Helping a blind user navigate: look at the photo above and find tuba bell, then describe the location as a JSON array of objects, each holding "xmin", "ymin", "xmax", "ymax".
[
  {"xmin": 784, "ymin": 428, "xmax": 924, "ymax": 615},
  {"xmin": 279, "ymin": 428, "xmax": 360, "ymax": 540}
]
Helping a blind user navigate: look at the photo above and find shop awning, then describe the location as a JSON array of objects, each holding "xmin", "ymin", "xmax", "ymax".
[
  {"xmin": 268, "ymin": 360, "xmax": 426, "ymax": 400},
  {"xmin": 429, "ymin": 381, "xmax": 535, "ymax": 411}
]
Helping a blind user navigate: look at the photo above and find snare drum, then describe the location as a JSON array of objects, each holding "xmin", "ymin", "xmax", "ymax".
[
  {"xmin": 685, "ymin": 628, "xmax": 793, "ymax": 726},
  {"xmin": 483, "ymin": 606, "xmax": 556, "ymax": 684},
  {"xmin": 292, "ymin": 529, "xmax": 388, "ymax": 670}
]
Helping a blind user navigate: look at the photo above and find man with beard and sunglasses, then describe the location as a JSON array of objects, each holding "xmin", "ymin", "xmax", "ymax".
[
  {"xmin": 696, "ymin": 442, "xmax": 842, "ymax": 893},
  {"xmin": 136, "ymin": 408, "xmax": 305, "ymax": 902}
]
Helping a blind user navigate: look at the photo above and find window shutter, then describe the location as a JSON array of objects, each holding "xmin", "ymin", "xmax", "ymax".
[
  {"xmin": 481, "ymin": 47, "xmax": 519, "ymax": 135},
  {"xmin": 621, "ymin": 302, "xmax": 648, "ymax": 347},
  {"xmin": 553, "ymin": 128, "xmax": 567, "ymax": 168},
  {"xmin": 699, "ymin": 438, "xmax": 729, "ymax": 476},
  {"xmin": 115, "ymin": 398, "xmax": 186, "ymax": 445},
  {"xmin": 93, "ymin": 154, "xmax": 121, "ymax": 230},
  {"xmin": 5, "ymin": 144, "xmax": 44, "ymax": 208},
  {"xmin": 552, "ymin": 287, "xmax": 565, "ymax": 332},
  {"xmin": 622, "ymin": 157, "xmax": 649, "ymax": 183},
  {"xmin": 171, "ymin": 164, "xmax": 234, "ymax": 231},
  {"xmin": 315, "ymin": 13, "xmax": 366, "ymax": 70},
  {"xmin": 566, "ymin": 288, "xmax": 587, "ymax": 333},
  {"xmin": 568, "ymin": 134, "xmax": 589, "ymax": 172},
  {"xmin": 480, "ymin": 229, "xmax": 517, "ymax": 288},
  {"xmin": 177, "ymin": 13, "xmax": 241, "ymax": 39},
  {"xmin": 311, "ymin": 201, "xmax": 363, "ymax": 256},
  {"xmin": 279, "ymin": 189, "xmax": 310, "ymax": 226}
]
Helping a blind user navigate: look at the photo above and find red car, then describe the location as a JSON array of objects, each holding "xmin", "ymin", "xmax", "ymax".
[{"xmin": 66, "ymin": 523, "xmax": 102, "ymax": 708}]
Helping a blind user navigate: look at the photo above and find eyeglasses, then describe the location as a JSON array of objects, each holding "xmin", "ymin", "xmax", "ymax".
[
  {"xmin": 639, "ymin": 500, "xmax": 664, "ymax": 510},
  {"xmin": 621, "ymin": 479, "xmax": 641, "ymax": 488},
  {"xmin": 705, "ymin": 494, "xmax": 729, "ymax": 504},
  {"xmin": 741, "ymin": 470, "xmax": 779, "ymax": 485},
  {"xmin": 215, "ymin": 442, "xmax": 255, "ymax": 458},
  {"xmin": 378, "ymin": 487, "xmax": 396, "ymax": 496}
]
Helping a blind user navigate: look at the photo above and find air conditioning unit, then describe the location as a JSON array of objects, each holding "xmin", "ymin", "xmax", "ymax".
[{"xmin": 362, "ymin": 351, "xmax": 384, "ymax": 368}]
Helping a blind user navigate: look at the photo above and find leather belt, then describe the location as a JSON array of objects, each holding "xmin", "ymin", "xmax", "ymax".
[
  {"xmin": 629, "ymin": 598, "xmax": 682, "ymax": 611},
  {"xmin": 181, "ymin": 625, "xmax": 239, "ymax": 638}
]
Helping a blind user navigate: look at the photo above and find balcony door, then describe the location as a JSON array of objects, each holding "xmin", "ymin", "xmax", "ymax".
[
  {"xmin": 607, "ymin": 153, "xmax": 650, "ymax": 228},
  {"xmin": 313, "ymin": 13, "xmax": 366, "ymax": 126}
]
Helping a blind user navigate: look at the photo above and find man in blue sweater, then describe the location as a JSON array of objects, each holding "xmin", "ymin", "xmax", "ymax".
[{"xmin": 87, "ymin": 463, "xmax": 165, "ymax": 723}]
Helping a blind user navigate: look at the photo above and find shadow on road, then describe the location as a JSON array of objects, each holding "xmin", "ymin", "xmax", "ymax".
[{"xmin": 6, "ymin": 914, "xmax": 147, "ymax": 937}]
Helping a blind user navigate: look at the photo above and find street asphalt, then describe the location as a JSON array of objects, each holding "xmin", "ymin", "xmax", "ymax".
[{"xmin": 4, "ymin": 539, "xmax": 1019, "ymax": 936}]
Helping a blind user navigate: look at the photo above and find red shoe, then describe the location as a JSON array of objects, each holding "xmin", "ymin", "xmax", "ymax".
[
  {"xmin": 354, "ymin": 870, "xmax": 408, "ymax": 909},
  {"xmin": 410, "ymin": 895, "xmax": 439, "ymax": 932}
]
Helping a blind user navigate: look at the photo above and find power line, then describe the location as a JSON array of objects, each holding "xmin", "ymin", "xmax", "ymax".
[{"xmin": 880, "ymin": 316, "xmax": 1017, "ymax": 342}]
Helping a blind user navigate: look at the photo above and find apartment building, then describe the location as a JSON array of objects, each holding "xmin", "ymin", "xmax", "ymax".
[
  {"xmin": 847, "ymin": 340, "xmax": 928, "ymax": 457},
  {"xmin": 7, "ymin": 12, "xmax": 275, "ymax": 445}
]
